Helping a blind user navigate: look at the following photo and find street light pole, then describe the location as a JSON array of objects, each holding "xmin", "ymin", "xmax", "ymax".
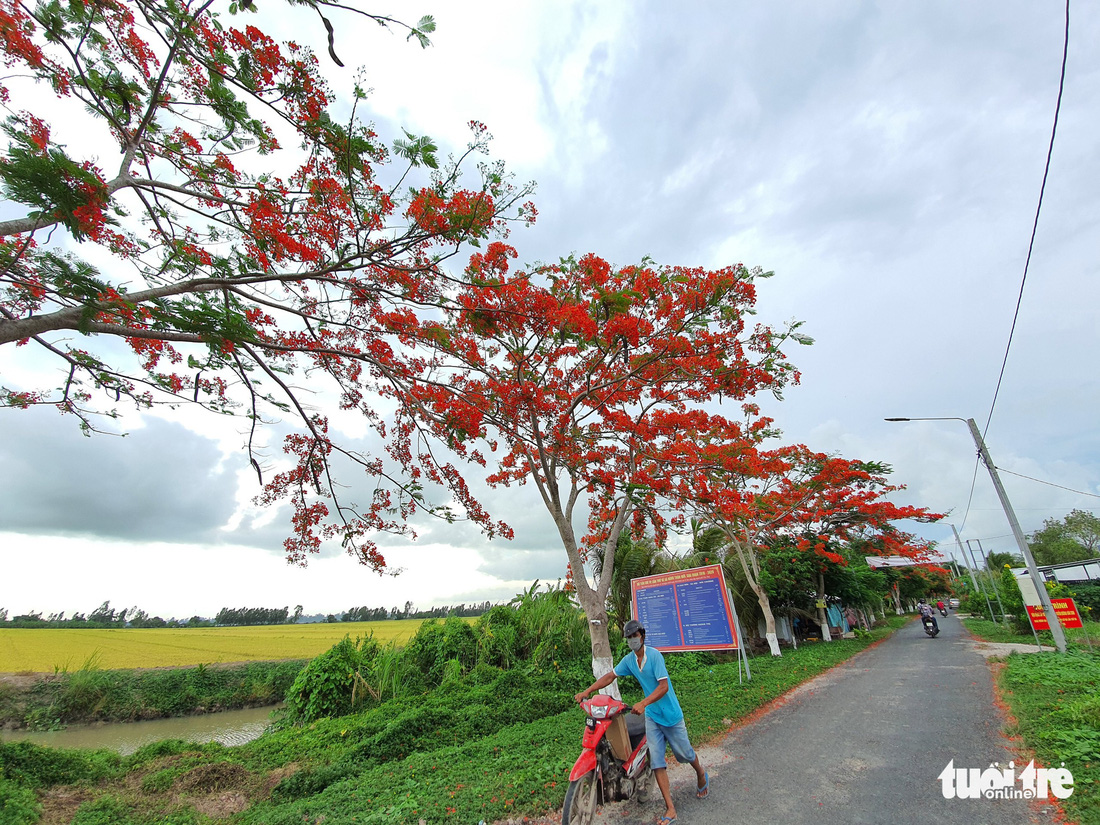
[
  {"xmin": 885, "ymin": 416, "xmax": 1067, "ymax": 653},
  {"xmin": 965, "ymin": 539, "xmax": 998, "ymax": 624},
  {"xmin": 975, "ymin": 538, "xmax": 1008, "ymax": 623},
  {"xmin": 949, "ymin": 523, "xmax": 983, "ymax": 609}
]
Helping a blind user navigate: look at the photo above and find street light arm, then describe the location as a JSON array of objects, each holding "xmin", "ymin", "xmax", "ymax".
[{"xmin": 885, "ymin": 415, "xmax": 1068, "ymax": 653}]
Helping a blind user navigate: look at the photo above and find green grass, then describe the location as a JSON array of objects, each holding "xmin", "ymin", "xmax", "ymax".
[
  {"xmin": 962, "ymin": 617, "xmax": 1039, "ymax": 645},
  {"xmin": 965, "ymin": 616, "xmax": 1100, "ymax": 824},
  {"xmin": 3, "ymin": 617, "xmax": 907, "ymax": 825},
  {"xmin": 963, "ymin": 616, "xmax": 1100, "ymax": 651},
  {"xmin": 4, "ymin": 660, "xmax": 307, "ymax": 730},
  {"xmin": 997, "ymin": 649, "xmax": 1100, "ymax": 825}
]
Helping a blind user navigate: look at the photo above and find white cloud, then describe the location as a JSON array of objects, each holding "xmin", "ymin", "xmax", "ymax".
[{"xmin": 3, "ymin": 0, "xmax": 1098, "ymax": 619}]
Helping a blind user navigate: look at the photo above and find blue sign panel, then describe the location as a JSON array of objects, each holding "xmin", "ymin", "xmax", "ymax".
[{"xmin": 630, "ymin": 565, "xmax": 738, "ymax": 652}]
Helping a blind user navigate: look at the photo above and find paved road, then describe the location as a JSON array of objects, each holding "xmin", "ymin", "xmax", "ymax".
[{"xmin": 601, "ymin": 613, "xmax": 1047, "ymax": 825}]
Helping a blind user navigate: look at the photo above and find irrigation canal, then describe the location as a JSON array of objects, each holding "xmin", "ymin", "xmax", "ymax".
[{"xmin": 0, "ymin": 704, "xmax": 276, "ymax": 754}]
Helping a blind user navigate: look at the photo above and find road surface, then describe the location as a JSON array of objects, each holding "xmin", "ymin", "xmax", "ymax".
[{"xmin": 599, "ymin": 613, "xmax": 1050, "ymax": 825}]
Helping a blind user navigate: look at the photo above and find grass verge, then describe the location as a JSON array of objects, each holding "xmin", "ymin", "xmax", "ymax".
[
  {"xmin": 1, "ymin": 617, "xmax": 906, "ymax": 825},
  {"xmin": 963, "ymin": 616, "xmax": 1100, "ymax": 650},
  {"xmin": 995, "ymin": 649, "xmax": 1100, "ymax": 825},
  {"xmin": 967, "ymin": 616, "xmax": 1100, "ymax": 824}
]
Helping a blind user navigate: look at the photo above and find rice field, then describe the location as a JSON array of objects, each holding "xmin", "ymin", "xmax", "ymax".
[{"xmin": 0, "ymin": 620, "xmax": 431, "ymax": 673}]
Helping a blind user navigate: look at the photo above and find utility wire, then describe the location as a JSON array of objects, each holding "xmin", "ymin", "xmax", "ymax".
[
  {"xmin": 982, "ymin": 0, "xmax": 1070, "ymax": 439},
  {"xmin": 956, "ymin": 457, "xmax": 981, "ymax": 533},
  {"xmin": 957, "ymin": 0, "xmax": 1071, "ymax": 534},
  {"xmin": 994, "ymin": 466, "xmax": 1100, "ymax": 499}
]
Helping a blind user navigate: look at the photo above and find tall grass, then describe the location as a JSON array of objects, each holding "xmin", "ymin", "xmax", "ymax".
[{"xmin": 6, "ymin": 660, "xmax": 306, "ymax": 729}]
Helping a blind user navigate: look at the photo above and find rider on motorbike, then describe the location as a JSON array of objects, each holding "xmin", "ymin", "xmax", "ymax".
[
  {"xmin": 918, "ymin": 599, "xmax": 939, "ymax": 633},
  {"xmin": 575, "ymin": 620, "xmax": 709, "ymax": 824}
]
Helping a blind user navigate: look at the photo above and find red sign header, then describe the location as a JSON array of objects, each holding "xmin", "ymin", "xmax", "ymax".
[{"xmin": 1025, "ymin": 598, "xmax": 1084, "ymax": 631}]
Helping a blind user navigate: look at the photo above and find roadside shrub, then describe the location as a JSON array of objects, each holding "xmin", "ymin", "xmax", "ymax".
[
  {"xmin": 283, "ymin": 635, "xmax": 380, "ymax": 724},
  {"xmin": 403, "ymin": 616, "xmax": 478, "ymax": 685},
  {"xmin": 999, "ymin": 567, "xmax": 1032, "ymax": 633},
  {"xmin": 1070, "ymin": 581, "xmax": 1100, "ymax": 617},
  {"xmin": 474, "ymin": 605, "xmax": 523, "ymax": 669},
  {"xmin": 71, "ymin": 795, "xmax": 137, "ymax": 825},
  {"xmin": 0, "ymin": 776, "xmax": 40, "ymax": 825},
  {"xmin": 960, "ymin": 591, "xmax": 991, "ymax": 620},
  {"xmin": 0, "ymin": 740, "xmax": 121, "ymax": 788}
]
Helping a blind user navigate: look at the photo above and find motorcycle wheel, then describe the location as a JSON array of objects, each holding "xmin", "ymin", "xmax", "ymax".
[{"xmin": 562, "ymin": 770, "xmax": 599, "ymax": 825}]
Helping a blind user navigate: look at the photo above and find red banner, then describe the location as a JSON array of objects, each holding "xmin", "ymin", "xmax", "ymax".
[{"xmin": 1025, "ymin": 597, "xmax": 1084, "ymax": 631}]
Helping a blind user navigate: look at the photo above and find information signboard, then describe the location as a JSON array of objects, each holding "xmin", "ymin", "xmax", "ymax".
[
  {"xmin": 630, "ymin": 564, "xmax": 738, "ymax": 652},
  {"xmin": 1025, "ymin": 598, "xmax": 1084, "ymax": 631}
]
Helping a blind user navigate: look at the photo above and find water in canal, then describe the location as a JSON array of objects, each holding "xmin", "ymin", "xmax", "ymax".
[{"xmin": 0, "ymin": 705, "xmax": 279, "ymax": 755}]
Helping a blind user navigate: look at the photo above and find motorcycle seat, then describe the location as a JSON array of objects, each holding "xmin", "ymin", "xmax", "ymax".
[{"xmin": 625, "ymin": 713, "xmax": 646, "ymax": 751}]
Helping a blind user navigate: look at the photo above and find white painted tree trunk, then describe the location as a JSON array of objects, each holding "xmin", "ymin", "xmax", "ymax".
[
  {"xmin": 591, "ymin": 655, "xmax": 620, "ymax": 700},
  {"xmin": 764, "ymin": 631, "xmax": 780, "ymax": 656},
  {"xmin": 729, "ymin": 536, "xmax": 782, "ymax": 657}
]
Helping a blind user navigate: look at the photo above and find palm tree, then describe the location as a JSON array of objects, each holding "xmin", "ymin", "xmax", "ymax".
[{"xmin": 591, "ymin": 533, "xmax": 678, "ymax": 631}]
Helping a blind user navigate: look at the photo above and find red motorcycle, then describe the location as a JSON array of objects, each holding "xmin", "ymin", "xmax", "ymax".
[{"xmin": 563, "ymin": 694, "xmax": 652, "ymax": 825}]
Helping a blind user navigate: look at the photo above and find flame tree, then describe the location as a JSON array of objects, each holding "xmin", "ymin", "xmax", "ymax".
[
  {"xmin": 685, "ymin": 445, "xmax": 941, "ymax": 656},
  {"xmin": 0, "ymin": 0, "xmax": 537, "ymax": 567},
  {"xmin": 391, "ymin": 249, "xmax": 808, "ymax": 678}
]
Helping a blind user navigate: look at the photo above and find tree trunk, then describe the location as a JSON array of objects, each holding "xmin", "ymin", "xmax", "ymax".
[
  {"xmin": 891, "ymin": 583, "xmax": 903, "ymax": 615},
  {"xmin": 728, "ymin": 538, "xmax": 782, "ymax": 656},
  {"xmin": 572, "ymin": 580, "xmax": 620, "ymax": 698},
  {"xmin": 755, "ymin": 583, "xmax": 782, "ymax": 656},
  {"xmin": 547, "ymin": 488, "xmax": 630, "ymax": 700}
]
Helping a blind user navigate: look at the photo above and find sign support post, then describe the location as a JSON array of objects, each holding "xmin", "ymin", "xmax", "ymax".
[{"xmin": 727, "ymin": 586, "xmax": 751, "ymax": 683}]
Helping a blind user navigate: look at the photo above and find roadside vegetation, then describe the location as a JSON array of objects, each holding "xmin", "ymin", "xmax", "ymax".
[
  {"xmin": 0, "ymin": 588, "xmax": 907, "ymax": 825},
  {"xmin": 1, "ymin": 659, "xmax": 306, "ymax": 731},
  {"xmin": 962, "ymin": 616, "xmax": 1100, "ymax": 649},
  {"xmin": 965, "ymin": 614, "xmax": 1100, "ymax": 825},
  {"xmin": 996, "ymin": 649, "xmax": 1100, "ymax": 825}
]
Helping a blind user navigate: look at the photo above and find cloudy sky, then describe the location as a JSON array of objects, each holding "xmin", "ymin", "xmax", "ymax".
[{"xmin": 2, "ymin": 1, "xmax": 1098, "ymax": 621}]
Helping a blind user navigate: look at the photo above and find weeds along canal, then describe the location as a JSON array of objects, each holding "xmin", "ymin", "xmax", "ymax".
[{"xmin": 0, "ymin": 704, "xmax": 278, "ymax": 755}]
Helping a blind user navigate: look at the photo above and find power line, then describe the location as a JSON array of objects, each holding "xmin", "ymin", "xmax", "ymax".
[
  {"xmin": 983, "ymin": 0, "xmax": 1071, "ymax": 438},
  {"xmin": 957, "ymin": 454, "xmax": 981, "ymax": 533},
  {"xmin": 994, "ymin": 466, "xmax": 1100, "ymax": 499}
]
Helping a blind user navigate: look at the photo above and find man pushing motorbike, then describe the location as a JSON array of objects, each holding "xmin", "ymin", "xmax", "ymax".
[{"xmin": 574, "ymin": 620, "xmax": 708, "ymax": 825}]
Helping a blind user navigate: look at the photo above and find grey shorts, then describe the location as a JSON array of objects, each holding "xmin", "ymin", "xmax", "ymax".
[{"xmin": 645, "ymin": 716, "xmax": 696, "ymax": 769}]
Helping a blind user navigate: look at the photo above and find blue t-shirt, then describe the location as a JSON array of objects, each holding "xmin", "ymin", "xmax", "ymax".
[{"xmin": 614, "ymin": 645, "xmax": 683, "ymax": 726}]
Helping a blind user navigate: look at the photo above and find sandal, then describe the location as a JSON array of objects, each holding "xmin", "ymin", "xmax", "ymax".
[
  {"xmin": 696, "ymin": 771, "xmax": 709, "ymax": 799},
  {"xmin": 657, "ymin": 817, "xmax": 676, "ymax": 825}
]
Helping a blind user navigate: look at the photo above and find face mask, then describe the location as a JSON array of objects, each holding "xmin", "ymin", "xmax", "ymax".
[{"xmin": 627, "ymin": 636, "xmax": 643, "ymax": 652}]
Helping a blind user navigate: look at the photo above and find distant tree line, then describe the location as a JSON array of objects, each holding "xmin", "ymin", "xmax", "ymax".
[
  {"xmin": 0, "ymin": 600, "xmax": 498, "ymax": 628},
  {"xmin": 0, "ymin": 601, "xmax": 209, "ymax": 628},
  {"xmin": 341, "ymin": 600, "xmax": 494, "ymax": 623},
  {"xmin": 215, "ymin": 606, "xmax": 290, "ymax": 626}
]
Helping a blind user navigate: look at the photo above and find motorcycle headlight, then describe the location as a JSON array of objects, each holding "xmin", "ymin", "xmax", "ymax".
[{"xmin": 590, "ymin": 705, "xmax": 608, "ymax": 719}]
